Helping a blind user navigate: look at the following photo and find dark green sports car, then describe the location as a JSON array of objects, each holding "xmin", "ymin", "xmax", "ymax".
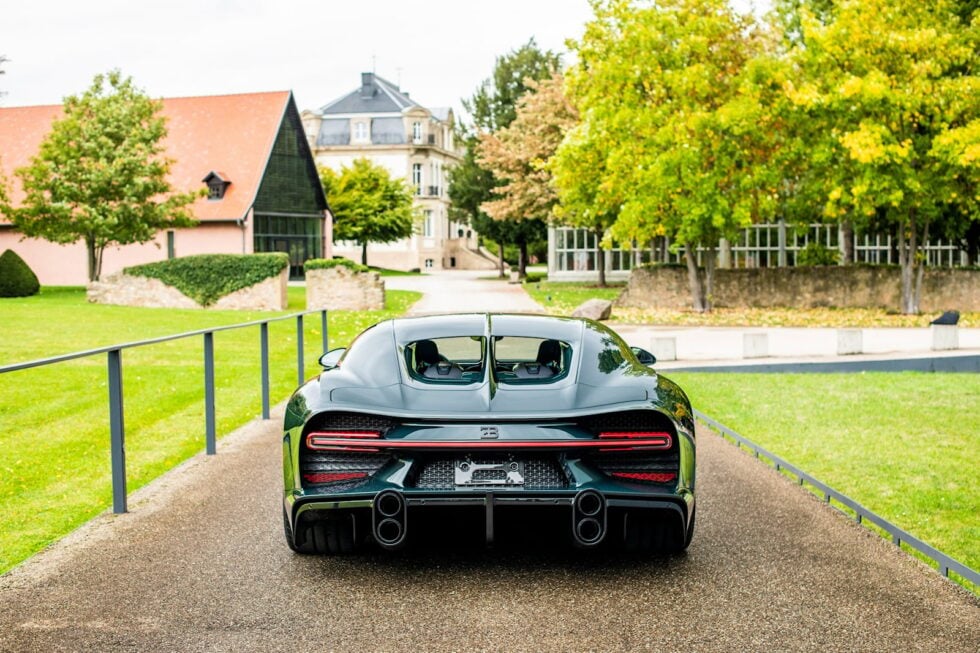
[{"xmin": 282, "ymin": 314, "xmax": 696, "ymax": 554}]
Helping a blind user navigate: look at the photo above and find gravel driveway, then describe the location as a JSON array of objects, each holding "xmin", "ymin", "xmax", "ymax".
[{"xmin": 1, "ymin": 407, "xmax": 976, "ymax": 652}]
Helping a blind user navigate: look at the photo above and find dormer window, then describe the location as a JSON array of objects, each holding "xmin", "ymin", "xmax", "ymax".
[
  {"xmin": 202, "ymin": 171, "xmax": 231, "ymax": 201},
  {"xmin": 353, "ymin": 121, "xmax": 368, "ymax": 142}
]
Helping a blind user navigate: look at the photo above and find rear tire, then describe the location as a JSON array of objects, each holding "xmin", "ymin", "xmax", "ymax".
[{"xmin": 285, "ymin": 508, "xmax": 358, "ymax": 555}]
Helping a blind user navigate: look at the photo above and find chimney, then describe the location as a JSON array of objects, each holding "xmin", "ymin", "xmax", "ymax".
[{"xmin": 360, "ymin": 72, "xmax": 375, "ymax": 98}]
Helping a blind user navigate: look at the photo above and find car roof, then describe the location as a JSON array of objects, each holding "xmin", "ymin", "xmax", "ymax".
[{"xmin": 390, "ymin": 314, "xmax": 586, "ymax": 344}]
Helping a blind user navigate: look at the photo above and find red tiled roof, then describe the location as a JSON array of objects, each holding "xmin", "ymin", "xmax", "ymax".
[{"xmin": 0, "ymin": 90, "xmax": 292, "ymax": 223}]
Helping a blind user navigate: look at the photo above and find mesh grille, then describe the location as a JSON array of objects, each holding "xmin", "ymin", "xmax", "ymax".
[
  {"xmin": 306, "ymin": 411, "xmax": 397, "ymax": 436},
  {"xmin": 300, "ymin": 451, "xmax": 390, "ymax": 490},
  {"xmin": 579, "ymin": 410, "xmax": 676, "ymax": 436},
  {"xmin": 415, "ymin": 457, "xmax": 568, "ymax": 490}
]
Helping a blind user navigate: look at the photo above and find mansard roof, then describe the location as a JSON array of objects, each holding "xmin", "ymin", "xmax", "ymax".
[{"xmin": 319, "ymin": 72, "xmax": 425, "ymax": 116}]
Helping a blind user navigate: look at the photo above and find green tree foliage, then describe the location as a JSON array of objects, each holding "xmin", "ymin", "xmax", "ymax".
[
  {"xmin": 0, "ymin": 249, "xmax": 40, "ymax": 297},
  {"xmin": 562, "ymin": 0, "xmax": 779, "ymax": 311},
  {"xmin": 464, "ymin": 38, "xmax": 562, "ymax": 132},
  {"xmin": 450, "ymin": 40, "xmax": 560, "ymax": 278},
  {"xmin": 786, "ymin": 0, "xmax": 980, "ymax": 313},
  {"xmin": 1, "ymin": 71, "xmax": 198, "ymax": 281},
  {"xmin": 478, "ymin": 74, "xmax": 576, "ymax": 279},
  {"xmin": 320, "ymin": 158, "xmax": 417, "ymax": 265}
]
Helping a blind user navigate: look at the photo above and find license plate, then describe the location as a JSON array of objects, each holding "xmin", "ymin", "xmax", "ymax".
[{"xmin": 454, "ymin": 460, "xmax": 525, "ymax": 486}]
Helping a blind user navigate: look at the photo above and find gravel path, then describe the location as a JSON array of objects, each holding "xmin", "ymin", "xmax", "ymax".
[{"xmin": 1, "ymin": 408, "xmax": 976, "ymax": 652}]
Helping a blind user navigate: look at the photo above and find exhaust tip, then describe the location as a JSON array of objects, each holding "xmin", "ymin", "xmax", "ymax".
[
  {"xmin": 577, "ymin": 491, "xmax": 603, "ymax": 517},
  {"xmin": 377, "ymin": 492, "xmax": 402, "ymax": 518},
  {"xmin": 376, "ymin": 518, "xmax": 403, "ymax": 544},
  {"xmin": 576, "ymin": 517, "xmax": 603, "ymax": 543}
]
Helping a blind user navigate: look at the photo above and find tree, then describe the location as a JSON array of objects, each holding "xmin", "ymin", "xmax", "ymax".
[
  {"xmin": 464, "ymin": 38, "xmax": 562, "ymax": 132},
  {"xmin": 563, "ymin": 0, "xmax": 779, "ymax": 310},
  {"xmin": 478, "ymin": 74, "xmax": 577, "ymax": 279},
  {"xmin": 785, "ymin": 0, "xmax": 980, "ymax": 313},
  {"xmin": 449, "ymin": 40, "xmax": 561, "ymax": 278},
  {"xmin": 320, "ymin": 158, "xmax": 417, "ymax": 265},
  {"xmin": 1, "ymin": 71, "xmax": 198, "ymax": 281}
]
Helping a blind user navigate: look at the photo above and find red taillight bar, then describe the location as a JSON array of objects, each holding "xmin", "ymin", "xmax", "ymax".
[
  {"xmin": 302, "ymin": 471, "xmax": 369, "ymax": 484},
  {"xmin": 598, "ymin": 431, "xmax": 672, "ymax": 440},
  {"xmin": 611, "ymin": 471, "xmax": 677, "ymax": 483},
  {"xmin": 305, "ymin": 431, "xmax": 672, "ymax": 452}
]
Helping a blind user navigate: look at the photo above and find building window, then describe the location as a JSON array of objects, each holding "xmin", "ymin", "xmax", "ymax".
[
  {"xmin": 412, "ymin": 121, "xmax": 422, "ymax": 144},
  {"xmin": 167, "ymin": 231, "xmax": 175, "ymax": 259},
  {"xmin": 412, "ymin": 163, "xmax": 422, "ymax": 195},
  {"xmin": 424, "ymin": 258, "xmax": 434, "ymax": 268},
  {"xmin": 202, "ymin": 171, "xmax": 230, "ymax": 200},
  {"xmin": 423, "ymin": 210, "xmax": 434, "ymax": 237},
  {"xmin": 353, "ymin": 121, "xmax": 368, "ymax": 142}
]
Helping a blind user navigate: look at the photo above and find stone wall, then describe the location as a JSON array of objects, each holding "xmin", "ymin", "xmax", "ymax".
[
  {"xmin": 306, "ymin": 266, "xmax": 384, "ymax": 311},
  {"xmin": 87, "ymin": 269, "xmax": 288, "ymax": 311},
  {"xmin": 618, "ymin": 266, "xmax": 980, "ymax": 312}
]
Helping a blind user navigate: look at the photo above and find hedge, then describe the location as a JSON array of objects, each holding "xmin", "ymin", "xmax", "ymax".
[
  {"xmin": 304, "ymin": 258, "xmax": 370, "ymax": 273},
  {"xmin": 0, "ymin": 249, "xmax": 41, "ymax": 298},
  {"xmin": 126, "ymin": 253, "xmax": 288, "ymax": 306}
]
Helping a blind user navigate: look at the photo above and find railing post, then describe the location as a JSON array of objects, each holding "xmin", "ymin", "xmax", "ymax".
[
  {"xmin": 321, "ymin": 310, "xmax": 328, "ymax": 354},
  {"xmin": 296, "ymin": 314, "xmax": 305, "ymax": 385},
  {"xmin": 260, "ymin": 322, "xmax": 270, "ymax": 420},
  {"xmin": 204, "ymin": 332, "xmax": 216, "ymax": 455},
  {"xmin": 107, "ymin": 349, "xmax": 127, "ymax": 514}
]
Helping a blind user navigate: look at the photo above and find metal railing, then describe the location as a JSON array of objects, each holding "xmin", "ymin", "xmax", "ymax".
[
  {"xmin": 0, "ymin": 309, "xmax": 329, "ymax": 515},
  {"xmin": 696, "ymin": 410, "xmax": 979, "ymax": 591}
]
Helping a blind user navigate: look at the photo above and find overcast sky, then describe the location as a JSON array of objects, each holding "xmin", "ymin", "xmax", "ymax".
[{"xmin": 1, "ymin": 0, "xmax": 766, "ymax": 120}]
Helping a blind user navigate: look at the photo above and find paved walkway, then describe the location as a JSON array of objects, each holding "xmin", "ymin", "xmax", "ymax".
[
  {"xmin": 385, "ymin": 270, "xmax": 544, "ymax": 315},
  {"xmin": 1, "ymin": 408, "xmax": 976, "ymax": 652}
]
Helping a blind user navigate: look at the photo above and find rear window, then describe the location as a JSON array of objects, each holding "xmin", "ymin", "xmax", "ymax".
[
  {"xmin": 405, "ymin": 336, "xmax": 486, "ymax": 383},
  {"xmin": 492, "ymin": 336, "xmax": 571, "ymax": 384}
]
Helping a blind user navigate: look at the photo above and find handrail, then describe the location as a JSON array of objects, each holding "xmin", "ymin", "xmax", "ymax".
[
  {"xmin": 1, "ymin": 309, "xmax": 330, "ymax": 513},
  {"xmin": 695, "ymin": 409, "xmax": 979, "ymax": 592}
]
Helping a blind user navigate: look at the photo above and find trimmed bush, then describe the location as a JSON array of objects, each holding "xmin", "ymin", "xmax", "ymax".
[
  {"xmin": 126, "ymin": 253, "xmax": 288, "ymax": 306},
  {"xmin": 796, "ymin": 242, "xmax": 840, "ymax": 266},
  {"xmin": 304, "ymin": 258, "xmax": 370, "ymax": 273},
  {"xmin": 0, "ymin": 249, "xmax": 41, "ymax": 297}
]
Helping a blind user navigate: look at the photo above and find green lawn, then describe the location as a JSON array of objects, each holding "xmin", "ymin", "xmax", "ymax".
[
  {"xmin": 0, "ymin": 286, "xmax": 420, "ymax": 573},
  {"xmin": 670, "ymin": 372, "xmax": 980, "ymax": 577},
  {"xmin": 522, "ymin": 280, "xmax": 625, "ymax": 315}
]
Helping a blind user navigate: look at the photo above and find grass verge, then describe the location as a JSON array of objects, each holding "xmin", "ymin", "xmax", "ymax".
[
  {"xmin": 0, "ymin": 286, "xmax": 420, "ymax": 573},
  {"xmin": 669, "ymin": 371, "xmax": 979, "ymax": 575}
]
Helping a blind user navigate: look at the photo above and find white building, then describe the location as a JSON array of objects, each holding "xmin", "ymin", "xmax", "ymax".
[{"xmin": 302, "ymin": 73, "xmax": 495, "ymax": 271}]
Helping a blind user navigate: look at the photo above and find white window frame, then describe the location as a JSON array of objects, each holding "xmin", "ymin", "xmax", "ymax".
[
  {"xmin": 412, "ymin": 163, "xmax": 422, "ymax": 195},
  {"xmin": 353, "ymin": 121, "xmax": 368, "ymax": 142},
  {"xmin": 423, "ymin": 210, "xmax": 434, "ymax": 237},
  {"xmin": 412, "ymin": 121, "xmax": 422, "ymax": 144}
]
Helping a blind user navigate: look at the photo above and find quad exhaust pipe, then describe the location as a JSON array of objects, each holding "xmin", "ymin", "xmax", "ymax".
[
  {"xmin": 373, "ymin": 490, "xmax": 407, "ymax": 549},
  {"xmin": 572, "ymin": 490, "xmax": 606, "ymax": 547}
]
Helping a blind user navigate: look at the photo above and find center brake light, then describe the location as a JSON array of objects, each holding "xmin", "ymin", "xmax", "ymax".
[{"xmin": 306, "ymin": 430, "xmax": 672, "ymax": 452}]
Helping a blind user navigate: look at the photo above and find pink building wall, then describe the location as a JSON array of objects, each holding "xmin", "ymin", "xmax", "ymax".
[{"xmin": 0, "ymin": 221, "xmax": 251, "ymax": 286}]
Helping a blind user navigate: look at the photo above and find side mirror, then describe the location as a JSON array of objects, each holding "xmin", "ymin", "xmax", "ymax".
[
  {"xmin": 631, "ymin": 346, "xmax": 656, "ymax": 366},
  {"xmin": 318, "ymin": 347, "xmax": 347, "ymax": 370}
]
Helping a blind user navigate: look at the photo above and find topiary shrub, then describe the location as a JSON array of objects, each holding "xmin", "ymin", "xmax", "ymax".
[
  {"xmin": 125, "ymin": 253, "xmax": 288, "ymax": 306},
  {"xmin": 0, "ymin": 249, "xmax": 41, "ymax": 297},
  {"xmin": 304, "ymin": 258, "xmax": 370, "ymax": 273}
]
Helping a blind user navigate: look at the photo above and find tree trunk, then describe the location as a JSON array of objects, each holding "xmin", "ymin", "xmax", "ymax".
[
  {"xmin": 85, "ymin": 238, "xmax": 104, "ymax": 282},
  {"xmin": 595, "ymin": 230, "xmax": 606, "ymax": 287},
  {"xmin": 899, "ymin": 212, "xmax": 922, "ymax": 315},
  {"xmin": 684, "ymin": 244, "xmax": 706, "ymax": 312},
  {"xmin": 913, "ymin": 219, "xmax": 929, "ymax": 315},
  {"xmin": 703, "ymin": 243, "xmax": 716, "ymax": 312},
  {"xmin": 498, "ymin": 242, "xmax": 506, "ymax": 278},
  {"xmin": 518, "ymin": 240, "xmax": 528, "ymax": 279},
  {"xmin": 361, "ymin": 241, "xmax": 368, "ymax": 266},
  {"xmin": 841, "ymin": 221, "xmax": 854, "ymax": 265}
]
